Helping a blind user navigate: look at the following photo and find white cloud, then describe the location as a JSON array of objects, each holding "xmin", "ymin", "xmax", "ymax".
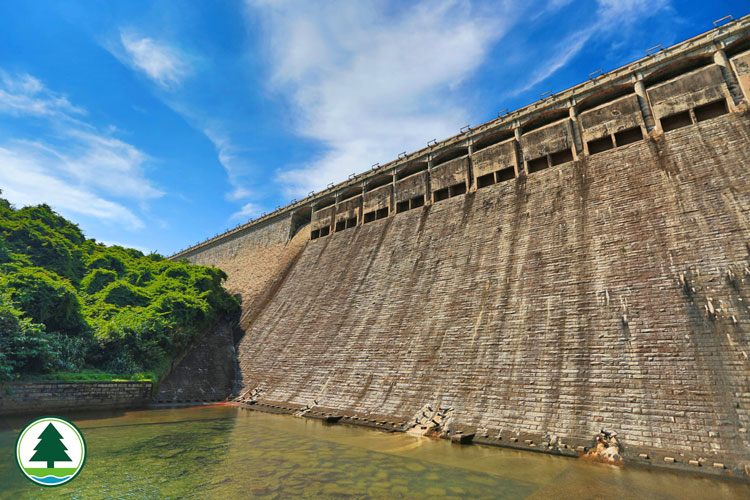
[
  {"xmin": 247, "ymin": 0, "xmax": 512, "ymax": 197},
  {"xmin": 119, "ymin": 30, "xmax": 191, "ymax": 88},
  {"xmin": 230, "ymin": 201, "xmax": 263, "ymax": 221},
  {"xmin": 0, "ymin": 146, "xmax": 144, "ymax": 229},
  {"xmin": 0, "ymin": 71, "xmax": 85, "ymax": 118},
  {"xmin": 0, "ymin": 72, "xmax": 163, "ymax": 230},
  {"xmin": 62, "ymin": 130, "xmax": 163, "ymax": 201}
]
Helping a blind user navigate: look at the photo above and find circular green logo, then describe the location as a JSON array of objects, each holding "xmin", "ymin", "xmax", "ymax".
[{"xmin": 15, "ymin": 416, "xmax": 86, "ymax": 487}]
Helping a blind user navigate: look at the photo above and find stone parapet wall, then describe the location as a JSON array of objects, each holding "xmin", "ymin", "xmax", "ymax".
[
  {"xmin": 0, "ymin": 382, "xmax": 152, "ymax": 416},
  {"xmin": 177, "ymin": 215, "xmax": 293, "ymax": 266}
]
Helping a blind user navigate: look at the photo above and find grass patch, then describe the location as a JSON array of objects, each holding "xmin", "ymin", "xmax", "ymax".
[{"xmin": 19, "ymin": 369, "xmax": 154, "ymax": 383}]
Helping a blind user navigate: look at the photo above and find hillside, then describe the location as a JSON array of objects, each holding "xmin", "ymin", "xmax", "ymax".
[{"xmin": 0, "ymin": 193, "xmax": 239, "ymax": 382}]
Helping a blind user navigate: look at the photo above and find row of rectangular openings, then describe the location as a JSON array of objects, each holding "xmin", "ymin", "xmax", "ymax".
[
  {"xmin": 433, "ymin": 182, "xmax": 467, "ymax": 202},
  {"xmin": 334, "ymin": 216, "xmax": 358, "ymax": 232},
  {"xmin": 311, "ymin": 101, "xmax": 729, "ymax": 223},
  {"xmin": 307, "ymin": 100, "xmax": 726, "ymax": 214},
  {"xmin": 660, "ymin": 99, "xmax": 729, "ymax": 132},
  {"xmin": 477, "ymin": 166, "xmax": 515, "ymax": 189},
  {"xmin": 363, "ymin": 207, "xmax": 389, "ymax": 224},
  {"xmin": 396, "ymin": 196, "xmax": 426, "ymax": 213},
  {"xmin": 527, "ymin": 149, "xmax": 574, "ymax": 174},
  {"xmin": 310, "ymin": 226, "xmax": 331, "ymax": 240}
]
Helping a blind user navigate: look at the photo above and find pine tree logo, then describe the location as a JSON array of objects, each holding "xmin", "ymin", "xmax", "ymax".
[
  {"xmin": 15, "ymin": 416, "xmax": 86, "ymax": 486},
  {"xmin": 31, "ymin": 423, "xmax": 71, "ymax": 468}
]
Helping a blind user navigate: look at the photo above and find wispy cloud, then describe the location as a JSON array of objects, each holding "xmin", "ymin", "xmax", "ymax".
[
  {"xmin": 247, "ymin": 0, "xmax": 513, "ymax": 198},
  {"xmin": 118, "ymin": 30, "xmax": 191, "ymax": 88},
  {"xmin": 202, "ymin": 127, "xmax": 256, "ymax": 201},
  {"xmin": 230, "ymin": 201, "xmax": 263, "ymax": 221},
  {"xmin": 106, "ymin": 28, "xmax": 256, "ymax": 211},
  {"xmin": 0, "ymin": 145, "xmax": 144, "ymax": 229},
  {"xmin": 507, "ymin": 0, "xmax": 672, "ymax": 96},
  {"xmin": 0, "ymin": 71, "xmax": 85, "ymax": 118},
  {"xmin": 0, "ymin": 71, "xmax": 162, "ymax": 229},
  {"xmin": 62, "ymin": 130, "xmax": 163, "ymax": 201},
  {"xmin": 510, "ymin": 28, "xmax": 593, "ymax": 96}
]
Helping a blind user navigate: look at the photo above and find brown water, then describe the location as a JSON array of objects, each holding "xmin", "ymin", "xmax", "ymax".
[{"xmin": 0, "ymin": 405, "xmax": 748, "ymax": 499}]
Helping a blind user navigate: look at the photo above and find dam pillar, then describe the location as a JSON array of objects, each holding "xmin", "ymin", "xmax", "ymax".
[
  {"xmin": 567, "ymin": 100, "xmax": 584, "ymax": 158},
  {"xmin": 426, "ymin": 158, "xmax": 434, "ymax": 204},
  {"xmin": 713, "ymin": 46, "xmax": 743, "ymax": 106},
  {"xmin": 730, "ymin": 46, "xmax": 750, "ymax": 102},
  {"xmin": 467, "ymin": 144, "xmax": 476, "ymax": 191},
  {"xmin": 513, "ymin": 121, "xmax": 524, "ymax": 176},
  {"xmin": 633, "ymin": 73, "xmax": 656, "ymax": 132}
]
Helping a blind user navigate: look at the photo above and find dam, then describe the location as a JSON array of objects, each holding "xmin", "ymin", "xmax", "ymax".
[{"xmin": 166, "ymin": 16, "xmax": 750, "ymax": 477}]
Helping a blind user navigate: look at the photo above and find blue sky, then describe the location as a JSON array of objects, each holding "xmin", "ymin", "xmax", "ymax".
[{"xmin": 0, "ymin": 0, "xmax": 747, "ymax": 255}]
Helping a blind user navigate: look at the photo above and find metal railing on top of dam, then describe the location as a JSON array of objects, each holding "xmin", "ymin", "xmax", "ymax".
[{"xmin": 171, "ymin": 14, "xmax": 750, "ymax": 260}]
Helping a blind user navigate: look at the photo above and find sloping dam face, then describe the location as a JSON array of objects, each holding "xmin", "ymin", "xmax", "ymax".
[
  {"xmin": 171, "ymin": 22, "xmax": 750, "ymax": 476},
  {"xmin": 233, "ymin": 113, "xmax": 750, "ymax": 470}
]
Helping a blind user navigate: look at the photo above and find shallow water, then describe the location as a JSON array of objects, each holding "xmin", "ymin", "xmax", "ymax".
[{"xmin": 1, "ymin": 405, "xmax": 748, "ymax": 499}]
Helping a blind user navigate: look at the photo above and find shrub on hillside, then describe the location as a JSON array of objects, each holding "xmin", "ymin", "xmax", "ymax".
[
  {"xmin": 80, "ymin": 268, "xmax": 118, "ymax": 294},
  {"xmin": 0, "ymin": 267, "xmax": 89, "ymax": 335},
  {"xmin": 0, "ymin": 296, "xmax": 59, "ymax": 381}
]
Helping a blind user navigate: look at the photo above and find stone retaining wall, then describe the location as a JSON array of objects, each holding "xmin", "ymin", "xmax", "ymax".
[{"xmin": 0, "ymin": 382, "xmax": 152, "ymax": 416}]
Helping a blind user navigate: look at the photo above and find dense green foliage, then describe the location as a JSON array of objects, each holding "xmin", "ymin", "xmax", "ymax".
[{"xmin": 0, "ymin": 194, "xmax": 239, "ymax": 382}]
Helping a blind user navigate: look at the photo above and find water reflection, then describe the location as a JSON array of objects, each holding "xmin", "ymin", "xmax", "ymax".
[{"xmin": 0, "ymin": 405, "xmax": 748, "ymax": 499}]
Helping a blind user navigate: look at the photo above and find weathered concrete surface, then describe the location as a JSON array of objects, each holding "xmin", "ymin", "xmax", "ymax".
[
  {"xmin": 156, "ymin": 320, "xmax": 237, "ymax": 403},
  {"xmin": 235, "ymin": 111, "xmax": 750, "ymax": 476},
  {"xmin": 211, "ymin": 227, "xmax": 308, "ymax": 327},
  {"xmin": 170, "ymin": 19, "xmax": 750, "ymax": 478}
]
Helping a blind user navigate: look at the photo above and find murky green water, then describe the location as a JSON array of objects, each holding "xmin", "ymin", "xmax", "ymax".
[{"xmin": 1, "ymin": 405, "xmax": 748, "ymax": 499}]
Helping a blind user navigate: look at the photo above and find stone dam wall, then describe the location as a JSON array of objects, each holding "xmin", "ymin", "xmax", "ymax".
[
  {"xmin": 172, "ymin": 19, "xmax": 750, "ymax": 476},
  {"xmin": 0, "ymin": 382, "xmax": 152, "ymax": 416}
]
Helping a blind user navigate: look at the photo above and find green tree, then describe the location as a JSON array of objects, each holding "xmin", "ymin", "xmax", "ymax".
[
  {"xmin": 30, "ymin": 423, "xmax": 71, "ymax": 468},
  {"xmin": 0, "ymin": 194, "xmax": 240, "ymax": 381}
]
